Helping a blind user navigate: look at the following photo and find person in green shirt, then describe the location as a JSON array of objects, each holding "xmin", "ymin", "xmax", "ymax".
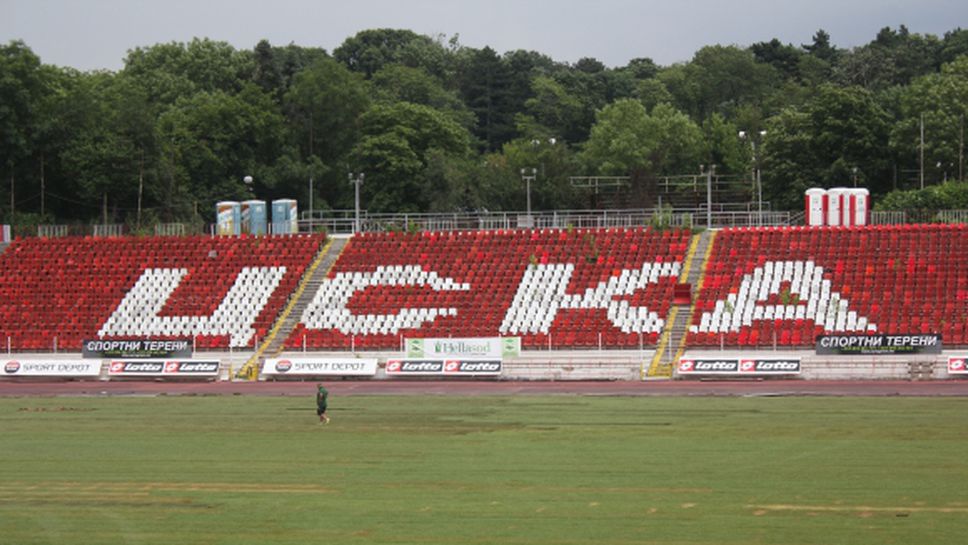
[{"xmin": 316, "ymin": 384, "xmax": 330, "ymax": 424}]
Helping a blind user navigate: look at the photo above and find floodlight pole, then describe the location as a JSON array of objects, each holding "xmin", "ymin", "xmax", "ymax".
[
  {"xmin": 701, "ymin": 164, "xmax": 715, "ymax": 228},
  {"xmin": 349, "ymin": 172, "xmax": 364, "ymax": 233},
  {"xmin": 739, "ymin": 130, "xmax": 767, "ymax": 226},
  {"xmin": 520, "ymin": 167, "xmax": 537, "ymax": 221}
]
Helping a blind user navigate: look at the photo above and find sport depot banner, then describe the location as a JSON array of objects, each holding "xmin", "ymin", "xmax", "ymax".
[
  {"xmin": 677, "ymin": 358, "xmax": 801, "ymax": 376},
  {"xmin": 405, "ymin": 337, "xmax": 520, "ymax": 359},
  {"xmin": 386, "ymin": 359, "xmax": 503, "ymax": 376},
  {"xmin": 262, "ymin": 358, "xmax": 378, "ymax": 377},
  {"xmin": 108, "ymin": 360, "xmax": 219, "ymax": 377},
  {"xmin": 3, "ymin": 359, "xmax": 101, "ymax": 377},
  {"xmin": 948, "ymin": 357, "xmax": 968, "ymax": 374}
]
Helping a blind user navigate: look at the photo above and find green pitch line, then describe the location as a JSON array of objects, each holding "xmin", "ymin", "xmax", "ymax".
[{"xmin": 1, "ymin": 396, "xmax": 967, "ymax": 545}]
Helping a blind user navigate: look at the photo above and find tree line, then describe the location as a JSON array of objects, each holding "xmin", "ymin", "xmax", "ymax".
[{"xmin": 1, "ymin": 26, "xmax": 967, "ymax": 227}]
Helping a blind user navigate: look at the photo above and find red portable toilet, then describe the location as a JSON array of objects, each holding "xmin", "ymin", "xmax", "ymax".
[
  {"xmin": 827, "ymin": 188, "xmax": 848, "ymax": 227},
  {"xmin": 805, "ymin": 188, "xmax": 826, "ymax": 227},
  {"xmin": 851, "ymin": 188, "xmax": 870, "ymax": 226}
]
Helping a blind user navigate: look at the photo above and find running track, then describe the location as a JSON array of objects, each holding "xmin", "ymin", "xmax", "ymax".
[{"xmin": 2, "ymin": 379, "xmax": 968, "ymax": 397}]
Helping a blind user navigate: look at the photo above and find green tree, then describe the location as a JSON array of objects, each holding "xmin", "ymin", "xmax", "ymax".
[
  {"xmin": 500, "ymin": 137, "xmax": 581, "ymax": 211},
  {"xmin": 751, "ymin": 39, "xmax": 804, "ymax": 81},
  {"xmin": 157, "ymin": 85, "xmax": 285, "ymax": 221},
  {"xmin": 581, "ymin": 99, "xmax": 703, "ymax": 206},
  {"xmin": 251, "ymin": 40, "xmax": 328, "ymax": 103},
  {"xmin": 56, "ymin": 72, "xmax": 163, "ymax": 224},
  {"xmin": 370, "ymin": 64, "xmax": 474, "ymax": 128},
  {"xmin": 456, "ymin": 46, "xmax": 518, "ymax": 151},
  {"xmin": 761, "ymin": 85, "xmax": 892, "ymax": 209},
  {"xmin": 0, "ymin": 40, "xmax": 44, "ymax": 220},
  {"xmin": 661, "ymin": 45, "xmax": 780, "ymax": 122},
  {"xmin": 892, "ymin": 55, "xmax": 968, "ymax": 185},
  {"xmin": 284, "ymin": 57, "xmax": 370, "ymax": 166},
  {"xmin": 334, "ymin": 29, "xmax": 451, "ymax": 79},
  {"xmin": 122, "ymin": 38, "xmax": 253, "ymax": 106},
  {"xmin": 352, "ymin": 102, "xmax": 471, "ymax": 212},
  {"xmin": 516, "ymin": 76, "xmax": 584, "ymax": 142},
  {"xmin": 702, "ymin": 113, "xmax": 747, "ymax": 175}
]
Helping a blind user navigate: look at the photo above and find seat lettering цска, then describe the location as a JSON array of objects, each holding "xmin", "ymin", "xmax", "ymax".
[
  {"xmin": 691, "ymin": 260, "xmax": 876, "ymax": 335},
  {"xmin": 98, "ymin": 266, "xmax": 286, "ymax": 347},
  {"xmin": 298, "ymin": 261, "xmax": 680, "ymax": 337},
  {"xmin": 299, "ymin": 265, "xmax": 471, "ymax": 335},
  {"xmin": 499, "ymin": 261, "xmax": 681, "ymax": 335}
]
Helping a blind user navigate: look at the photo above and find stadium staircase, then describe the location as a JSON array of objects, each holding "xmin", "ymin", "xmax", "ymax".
[
  {"xmin": 238, "ymin": 236, "xmax": 348, "ymax": 379},
  {"xmin": 647, "ymin": 229, "xmax": 716, "ymax": 378}
]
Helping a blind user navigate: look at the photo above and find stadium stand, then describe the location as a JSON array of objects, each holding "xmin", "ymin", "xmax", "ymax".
[
  {"xmin": 687, "ymin": 224, "xmax": 968, "ymax": 347},
  {"xmin": 0, "ymin": 234, "xmax": 324, "ymax": 351},
  {"xmin": 286, "ymin": 228, "xmax": 691, "ymax": 350}
]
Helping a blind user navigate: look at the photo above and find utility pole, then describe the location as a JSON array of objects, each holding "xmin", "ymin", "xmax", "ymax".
[
  {"xmin": 960, "ymin": 113, "xmax": 964, "ymax": 182},
  {"xmin": 40, "ymin": 152, "xmax": 45, "ymax": 217},
  {"xmin": 920, "ymin": 113, "xmax": 925, "ymax": 189},
  {"xmin": 520, "ymin": 168, "xmax": 536, "ymax": 222},
  {"xmin": 137, "ymin": 149, "xmax": 144, "ymax": 226},
  {"xmin": 349, "ymin": 172, "xmax": 364, "ymax": 233},
  {"xmin": 701, "ymin": 164, "xmax": 715, "ymax": 228}
]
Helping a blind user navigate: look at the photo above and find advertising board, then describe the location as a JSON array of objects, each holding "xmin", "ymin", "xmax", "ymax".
[
  {"xmin": 816, "ymin": 334, "xmax": 941, "ymax": 355},
  {"xmin": 405, "ymin": 337, "xmax": 520, "ymax": 359},
  {"xmin": 677, "ymin": 358, "xmax": 801, "ymax": 376},
  {"xmin": 2, "ymin": 359, "xmax": 101, "ymax": 377},
  {"xmin": 107, "ymin": 360, "xmax": 219, "ymax": 377},
  {"xmin": 262, "ymin": 358, "xmax": 378, "ymax": 377},
  {"xmin": 385, "ymin": 359, "xmax": 503, "ymax": 376},
  {"xmin": 83, "ymin": 339, "xmax": 193, "ymax": 359}
]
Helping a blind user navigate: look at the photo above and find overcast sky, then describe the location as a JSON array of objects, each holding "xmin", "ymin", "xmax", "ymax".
[{"xmin": 2, "ymin": 0, "xmax": 966, "ymax": 71}]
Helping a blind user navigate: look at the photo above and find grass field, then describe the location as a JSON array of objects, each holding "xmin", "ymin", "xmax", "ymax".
[{"xmin": 1, "ymin": 394, "xmax": 968, "ymax": 544}]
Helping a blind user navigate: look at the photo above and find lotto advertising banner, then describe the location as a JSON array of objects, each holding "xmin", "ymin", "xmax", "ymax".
[
  {"xmin": 83, "ymin": 339, "xmax": 193, "ymax": 359},
  {"xmin": 385, "ymin": 359, "xmax": 503, "ymax": 376},
  {"xmin": 108, "ymin": 360, "xmax": 219, "ymax": 377},
  {"xmin": 816, "ymin": 334, "xmax": 942, "ymax": 355},
  {"xmin": 405, "ymin": 337, "xmax": 520, "ymax": 359},
  {"xmin": 947, "ymin": 357, "xmax": 968, "ymax": 375},
  {"xmin": 3, "ymin": 359, "xmax": 101, "ymax": 378},
  {"xmin": 677, "ymin": 358, "xmax": 801, "ymax": 376},
  {"xmin": 262, "ymin": 358, "xmax": 377, "ymax": 377}
]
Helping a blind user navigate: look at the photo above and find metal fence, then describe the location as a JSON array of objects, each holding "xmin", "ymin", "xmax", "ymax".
[{"xmin": 7, "ymin": 209, "xmax": 968, "ymax": 240}]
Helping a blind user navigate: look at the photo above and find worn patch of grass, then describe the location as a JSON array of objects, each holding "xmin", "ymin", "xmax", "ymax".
[{"xmin": 1, "ymin": 395, "xmax": 967, "ymax": 544}]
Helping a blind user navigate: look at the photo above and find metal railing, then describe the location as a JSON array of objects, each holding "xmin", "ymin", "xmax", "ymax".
[
  {"xmin": 9, "ymin": 209, "xmax": 968, "ymax": 240},
  {"xmin": 869, "ymin": 210, "xmax": 968, "ymax": 225}
]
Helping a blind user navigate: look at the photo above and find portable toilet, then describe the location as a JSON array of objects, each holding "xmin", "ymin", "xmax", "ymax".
[
  {"xmin": 850, "ymin": 188, "xmax": 870, "ymax": 226},
  {"xmin": 826, "ymin": 188, "xmax": 848, "ymax": 227},
  {"xmin": 805, "ymin": 188, "xmax": 826, "ymax": 227},
  {"xmin": 271, "ymin": 199, "xmax": 298, "ymax": 234},
  {"xmin": 216, "ymin": 201, "xmax": 241, "ymax": 236},
  {"xmin": 242, "ymin": 200, "xmax": 268, "ymax": 235}
]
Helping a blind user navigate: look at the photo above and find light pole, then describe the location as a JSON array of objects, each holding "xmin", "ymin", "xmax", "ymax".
[
  {"xmin": 739, "ymin": 130, "xmax": 767, "ymax": 226},
  {"xmin": 309, "ymin": 176, "xmax": 313, "ymax": 218},
  {"xmin": 701, "ymin": 164, "xmax": 715, "ymax": 228},
  {"xmin": 852, "ymin": 167, "xmax": 859, "ymax": 187},
  {"xmin": 520, "ymin": 167, "xmax": 536, "ymax": 223},
  {"xmin": 349, "ymin": 172, "xmax": 364, "ymax": 233}
]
